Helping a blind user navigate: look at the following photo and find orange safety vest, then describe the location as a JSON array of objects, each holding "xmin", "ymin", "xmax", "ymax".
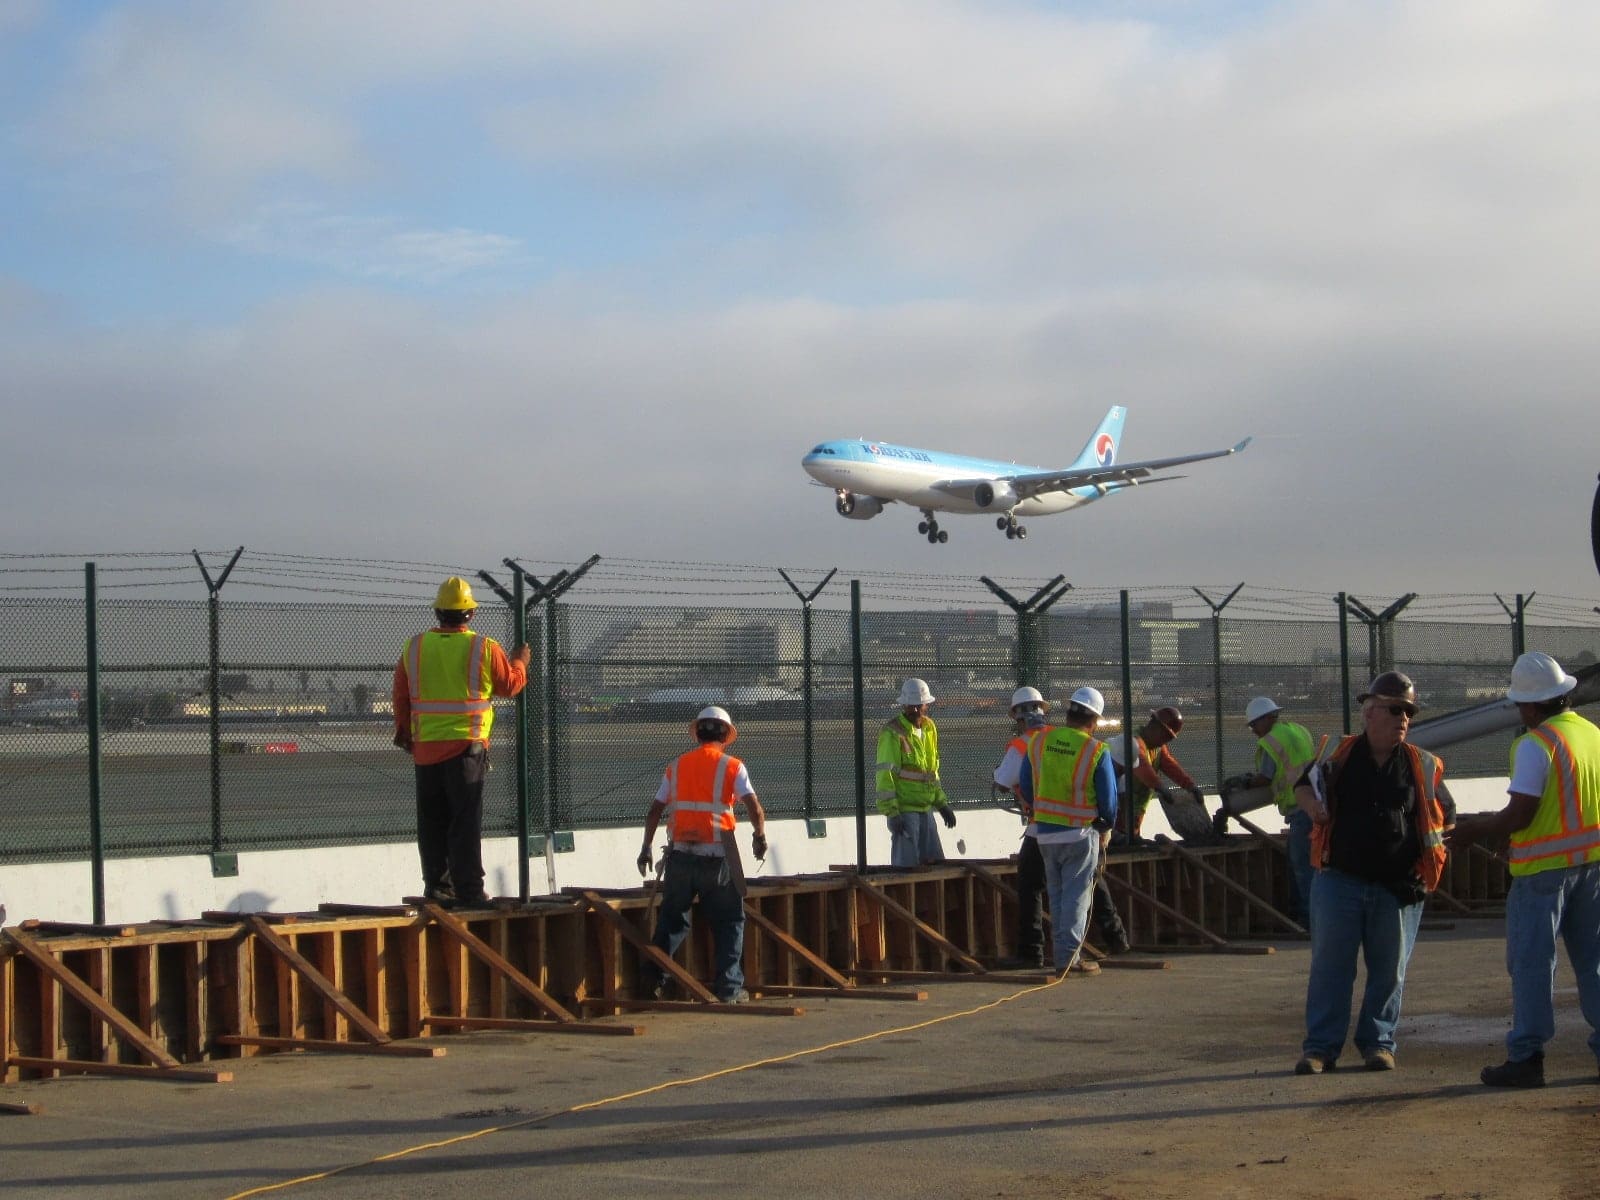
[
  {"xmin": 1311, "ymin": 735, "xmax": 1448, "ymax": 891},
  {"xmin": 405, "ymin": 630, "xmax": 494, "ymax": 744},
  {"xmin": 665, "ymin": 744, "xmax": 743, "ymax": 844}
]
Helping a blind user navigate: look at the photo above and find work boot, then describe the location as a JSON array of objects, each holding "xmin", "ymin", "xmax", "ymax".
[
  {"xmin": 1480, "ymin": 1055, "xmax": 1544, "ymax": 1088},
  {"xmin": 422, "ymin": 884, "xmax": 456, "ymax": 903},
  {"xmin": 1105, "ymin": 931, "xmax": 1132, "ymax": 955},
  {"xmin": 1294, "ymin": 1054, "xmax": 1336, "ymax": 1075},
  {"xmin": 1364, "ymin": 1050, "xmax": 1396, "ymax": 1071},
  {"xmin": 997, "ymin": 954, "xmax": 1046, "ymax": 971},
  {"xmin": 717, "ymin": 987, "xmax": 750, "ymax": 1005}
]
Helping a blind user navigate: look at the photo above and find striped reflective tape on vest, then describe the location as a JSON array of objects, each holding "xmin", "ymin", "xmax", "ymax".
[{"xmin": 895, "ymin": 767, "xmax": 938, "ymax": 783}]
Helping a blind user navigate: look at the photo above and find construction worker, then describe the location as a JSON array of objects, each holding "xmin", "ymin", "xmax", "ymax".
[
  {"xmin": 1448, "ymin": 653, "xmax": 1600, "ymax": 1088},
  {"xmin": 1109, "ymin": 705, "xmax": 1203, "ymax": 847},
  {"xmin": 393, "ymin": 576, "xmax": 530, "ymax": 906},
  {"xmin": 1243, "ymin": 697, "xmax": 1318, "ymax": 925},
  {"xmin": 993, "ymin": 686, "xmax": 1049, "ymax": 968},
  {"xmin": 1017, "ymin": 687, "xmax": 1119, "ymax": 974},
  {"xmin": 637, "ymin": 706, "xmax": 767, "ymax": 1004},
  {"xmin": 1292, "ymin": 671, "xmax": 1454, "ymax": 1075},
  {"xmin": 877, "ymin": 678, "xmax": 957, "ymax": 867}
]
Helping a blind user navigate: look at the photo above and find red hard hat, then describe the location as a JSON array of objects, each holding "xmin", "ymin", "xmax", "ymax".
[{"xmin": 1150, "ymin": 705, "xmax": 1183, "ymax": 737}]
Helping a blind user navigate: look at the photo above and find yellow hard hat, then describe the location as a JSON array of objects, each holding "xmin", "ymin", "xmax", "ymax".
[{"xmin": 433, "ymin": 576, "xmax": 477, "ymax": 611}]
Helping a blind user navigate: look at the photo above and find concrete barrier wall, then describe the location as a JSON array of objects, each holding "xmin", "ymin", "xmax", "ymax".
[{"xmin": 0, "ymin": 777, "xmax": 1514, "ymax": 926}]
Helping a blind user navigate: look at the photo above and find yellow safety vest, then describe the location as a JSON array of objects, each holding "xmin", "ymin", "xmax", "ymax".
[
  {"xmin": 405, "ymin": 630, "xmax": 495, "ymax": 744},
  {"xmin": 875, "ymin": 715, "xmax": 945, "ymax": 815},
  {"xmin": 1508, "ymin": 710, "xmax": 1600, "ymax": 877},
  {"xmin": 1257, "ymin": 721, "xmax": 1315, "ymax": 813},
  {"xmin": 1026, "ymin": 726, "xmax": 1106, "ymax": 829}
]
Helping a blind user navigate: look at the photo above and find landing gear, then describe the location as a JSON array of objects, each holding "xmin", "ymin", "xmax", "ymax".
[
  {"xmin": 998, "ymin": 513, "xmax": 1028, "ymax": 541},
  {"xmin": 918, "ymin": 511, "xmax": 949, "ymax": 544}
]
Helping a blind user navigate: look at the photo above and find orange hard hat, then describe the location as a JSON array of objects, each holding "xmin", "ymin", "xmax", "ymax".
[{"xmin": 1150, "ymin": 705, "xmax": 1183, "ymax": 737}]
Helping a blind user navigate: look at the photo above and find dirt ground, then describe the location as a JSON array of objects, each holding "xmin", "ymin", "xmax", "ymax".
[{"xmin": 2, "ymin": 919, "xmax": 1597, "ymax": 1200}]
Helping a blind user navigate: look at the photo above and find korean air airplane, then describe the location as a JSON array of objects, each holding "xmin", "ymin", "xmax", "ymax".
[{"xmin": 801, "ymin": 406, "xmax": 1250, "ymax": 544}]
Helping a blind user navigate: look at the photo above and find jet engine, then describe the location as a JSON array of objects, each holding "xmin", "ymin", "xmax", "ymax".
[
  {"xmin": 835, "ymin": 491, "xmax": 884, "ymax": 520},
  {"xmin": 972, "ymin": 480, "xmax": 1019, "ymax": 510}
]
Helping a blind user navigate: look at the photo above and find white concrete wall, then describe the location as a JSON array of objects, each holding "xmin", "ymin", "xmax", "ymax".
[{"xmin": 0, "ymin": 777, "xmax": 1515, "ymax": 927}]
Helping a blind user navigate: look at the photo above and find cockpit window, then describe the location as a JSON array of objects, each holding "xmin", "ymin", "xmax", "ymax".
[{"xmin": 810, "ymin": 444, "xmax": 836, "ymax": 455}]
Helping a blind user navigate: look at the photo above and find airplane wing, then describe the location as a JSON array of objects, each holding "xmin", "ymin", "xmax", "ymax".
[{"xmin": 932, "ymin": 437, "xmax": 1250, "ymax": 503}]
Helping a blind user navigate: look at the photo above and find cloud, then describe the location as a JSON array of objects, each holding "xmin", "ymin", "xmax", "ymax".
[{"xmin": 222, "ymin": 202, "xmax": 525, "ymax": 282}]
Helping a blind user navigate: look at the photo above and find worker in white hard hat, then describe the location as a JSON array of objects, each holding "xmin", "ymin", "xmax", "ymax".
[
  {"xmin": 993, "ymin": 687, "xmax": 1050, "ymax": 967},
  {"xmin": 1016, "ymin": 686, "xmax": 1119, "ymax": 973},
  {"xmin": 1239, "ymin": 697, "xmax": 1319, "ymax": 926},
  {"xmin": 876, "ymin": 677, "xmax": 957, "ymax": 867},
  {"xmin": 394, "ymin": 576, "xmax": 530, "ymax": 906},
  {"xmin": 637, "ymin": 706, "xmax": 768, "ymax": 1004},
  {"xmin": 1448, "ymin": 652, "xmax": 1600, "ymax": 1089}
]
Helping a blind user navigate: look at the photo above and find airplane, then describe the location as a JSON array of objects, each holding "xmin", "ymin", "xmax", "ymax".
[{"xmin": 801, "ymin": 406, "xmax": 1251, "ymax": 544}]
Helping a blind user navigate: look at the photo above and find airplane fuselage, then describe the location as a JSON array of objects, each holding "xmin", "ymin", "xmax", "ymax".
[{"xmin": 801, "ymin": 441, "xmax": 1090, "ymax": 516}]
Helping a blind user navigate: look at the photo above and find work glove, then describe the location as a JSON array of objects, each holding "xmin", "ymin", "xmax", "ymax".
[
  {"xmin": 887, "ymin": 814, "xmax": 908, "ymax": 837},
  {"xmin": 392, "ymin": 730, "xmax": 413, "ymax": 753},
  {"xmin": 752, "ymin": 833, "xmax": 768, "ymax": 861},
  {"xmin": 1222, "ymin": 774, "xmax": 1252, "ymax": 794},
  {"xmin": 636, "ymin": 847, "xmax": 652, "ymax": 877},
  {"xmin": 939, "ymin": 806, "xmax": 957, "ymax": 829}
]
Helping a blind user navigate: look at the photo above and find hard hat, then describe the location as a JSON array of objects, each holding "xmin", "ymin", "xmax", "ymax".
[
  {"xmin": 898, "ymin": 678, "xmax": 935, "ymax": 706},
  {"xmin": 1244, "ymin": 696, "xmax": 1281, "ymax": 725},
  {"xmin": 1506, "ymin": 652, "xmax": 1578, "ymax": 704},
  {"xmin": 1068, "ymin": 686, "xmax": 1105, "ymax": 716},
  {"xmin": 1358, "ymin": 671, "xmax": 1420, "ymax": 715},
  {"xmin": 1009, "ymin": 686, "xmax": 1048, "ymax": 715},
  {"xmin": 1150, "ymin": 705, "xmax": 1184, "ymax": 736},
  {"xmin": 691, "ymin": 705, "xmax": 737, "ymax": 744},
  {"xmin": 433, "ymin": 576, "xmax": 477, "ymax": 611}
]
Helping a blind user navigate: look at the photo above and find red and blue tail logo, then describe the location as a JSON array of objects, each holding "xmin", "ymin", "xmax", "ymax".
[{"xmin": 1094, "ymin": 433, "xmax": 1115, "ymax": 466}]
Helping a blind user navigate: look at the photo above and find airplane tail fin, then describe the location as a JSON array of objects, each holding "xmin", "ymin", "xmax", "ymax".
[{"xmin": 1070, "ymin": 406, "xmax": 1128, "ymax": 470}]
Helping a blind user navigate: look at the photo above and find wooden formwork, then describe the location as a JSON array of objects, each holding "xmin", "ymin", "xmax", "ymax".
[{"xmin": 0, "ymin": 836, "xmax": 1513, "ymax": 1084}]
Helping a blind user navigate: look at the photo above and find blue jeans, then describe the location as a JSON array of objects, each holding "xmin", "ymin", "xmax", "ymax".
[
  {"xmin": 649, "ymin": 851, "xmax": 746, "ymax": 997},
  {"xmin": 1285, "ymin": 809, "xmax": 1314, "ymax": 927},
  {"xmin": 1040, "ymin": 837, "xmax": 1099, "ymax": 970},
  {"xmin": 888, "ymin": 811, "xmax": 945, "ymax": 867},
  {"xmin": 1504, "ymin": 860, "xmax": 1600, "ymax": 1064},
  {"xmin": 1303, "ymin": 868, "xmax": 1424, "ymax": 1061}
]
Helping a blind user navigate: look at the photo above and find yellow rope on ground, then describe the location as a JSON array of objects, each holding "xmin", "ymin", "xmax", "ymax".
[{"xmin": 220, "ymin": 974, "xmax": 1064, "ymax": 1199}]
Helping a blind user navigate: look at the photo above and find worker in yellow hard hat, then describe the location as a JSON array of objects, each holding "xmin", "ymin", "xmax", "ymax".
[{"xmin": 393, "ymin": 576, "xmax": 531, "ymax": 905}]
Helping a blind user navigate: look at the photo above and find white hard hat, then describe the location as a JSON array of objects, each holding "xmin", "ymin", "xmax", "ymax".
[
  {"xmin": 1069, "ymin": 686, "xmax": 1105, "ymax": 717},
  {"xmin": 1009, "ymin": 686, "xmax": 1048, "ymax": 714},
  {"xmin": 1244, "ymin": 696, "xmax": 1281, "ymax": 724},
  {"xmin": 691, "ymin": 705, "xmax": 737, "ymax": 744},
  {"xmin": 1506, "ymin": 652, "xmax": 1578, "ymax": 704},
  {"xmin": 897, "ymin": 678, "xmax": 935, "ymax": 706}
]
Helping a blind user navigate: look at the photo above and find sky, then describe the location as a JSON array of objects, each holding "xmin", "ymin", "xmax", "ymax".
[{"xmin": 3, "ymin": 1, "xmax": 1599, "ymax": 601}]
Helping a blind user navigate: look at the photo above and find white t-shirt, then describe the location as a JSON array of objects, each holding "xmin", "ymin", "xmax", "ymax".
[{"xmin": 1507, "ymin": 736, "xmax": 1552, "ymax": 798}]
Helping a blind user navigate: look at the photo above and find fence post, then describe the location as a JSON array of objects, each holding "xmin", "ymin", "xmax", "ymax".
[
  {"xmin": 85, "ymin": 561, "xmax": 105, "ymax": 925},
  {"xmin": 1337, "ymin": 593, "xmax": 1352, "ymax": 734},
  {"xmin": 1193, "ymin": 584, "xmax": 1244, "ymax": 791},
  {"xmin": 979, "ymin": 575, "xmax": 1071, "ymax": 695},
  {"xmin": 1119, "ymin": 589, "xmax": 1135, "ymax": 839},
  {"xmin": 852, "ymin": 579, "xmax": 867, "ymax": 871},
  {"xmin": 192, "ymin": 548, "xmax": 244, "ymax": 874},
  {"xmin": 1495, "ymin": 592, "xmax": 1534, "ymax": 662},
  {"xmin": 1346, "ymin": 593, "xmax": 1417, "ymax": 684},
  {"xmin": 779, "ymin": 568, "xmax": 837, "ymax": 837}
]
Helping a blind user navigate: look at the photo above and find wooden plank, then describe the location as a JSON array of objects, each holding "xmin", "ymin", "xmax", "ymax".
[
  {"xmin": 182, "ymin": 942, "xmax": 206, "ymax": 1063},
  {"xmin": 742, "ymin": 905, "xmax": 852, "ymax": 989},
  {"xmin": 214, "ymin": 1035, "xmax": 443, "ymax": 1058},
  {"xmin": 7, "ymin": 1056, "xmax": 230, "ymax": 1083},
  {"xmin": 571, "ymin": 891, "xmax": 718, "ymax": 1004},
  {"xmin": 576, "ymin": 997, "xmax": 803, "ymax": 1017},
  {"xmin": 418, "ymin": 903, "xmax": 581, "ymax": 1023},
  {"xmin": 243, "ymin": 917, "xmax": 389, "ymax": 1045},
  {"xmin": 313, "ymin": 931, "xmax": 345, "ymax": 1043},
  {"xmin": 362, "ymin": 929, "xmax": 387, "ymax": 1035},
  {"xmin": 5, "ymin": 932, "xmax": 181, "ymax": 1069},
  {"xmin": 317, "ymin": 904, "xmax": 416, "ymax": 917},
  {"xmin": 1156, "ymin": 837, "xmax": 1307, "ymax": 935},
  {"xmin": 0, "ymin": 946, "xmax": 12, "ymax": 1084},
  {"xmin": 851, "ymin": 878, "xmax": 987, "ymax": 973},
  {"xmin": 17, "ymin": 920, "xmax": 136, "ymax": 938},
  {"xmin": 1099, "ymin": 873, "xmax": 1230, "ymax": 948},
  {"xmin": 847, "ymin": 967, "xmax": 1054, "ymax": 984},
  {"xmin": 401, "ymin": 926, "xmax": 425, "ymax": 1040},
  {"xmin": 0, "ymin": 1099, "xmax": 42, "ymax": 1115},
  {"xmin": 422, "ymin": 1015, "xmax": 643, "ymax": 1037},
  {"xmin": 750, "ymin": 983, "xmax": 926, "ymax": 1001},
  {"xmin": 85, "ymin": 948, "xmax": 111, "ymax": 1064}
]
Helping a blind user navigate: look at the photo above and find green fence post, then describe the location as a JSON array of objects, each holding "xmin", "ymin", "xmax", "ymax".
[
  {"xmin": 545, "ymin": 597, "xmax": 560, "ymax": 847},
  {"xmin": 980, "ymin": 575, "xmax": 1070, "ymax": 694},
  {"xmin": 1119, "ymin": 589, "xmax": 1135, "ymax": 839},
  {"xmin": 1337, "ymin": 592, "xmax": 1352, "ymax": 734},
  {"xmin": 852, "ymin": 579, "xmax": 867, "ymax": 871},
  {"xmin": 85, "ymin": 561, "xmax": 105, "ymax": 925},
  {"xmin": 1193, "ymin": 584, "xmax": 1244, "ymax": 793},
  {"xmin": 779, "ymin": 568, "xmax": 836, "ymax": 837},
  {"xmin": 192, "ymin": 548, "xmax": 243, "ymax": 872},
  {"xmin": 513, "ymin": 570, "xmax": 530, "ymax": 899}
]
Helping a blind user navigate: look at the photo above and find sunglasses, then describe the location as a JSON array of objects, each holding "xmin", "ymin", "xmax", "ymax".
[{"xmin": 1372, "ymin": 703, "xmax": 1416, "ymax": 718}]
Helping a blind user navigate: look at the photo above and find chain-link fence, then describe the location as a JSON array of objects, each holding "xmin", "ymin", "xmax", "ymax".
[{"xmin": 3, "ymin": 555, "xmax": 1598, "ymax": 870}]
